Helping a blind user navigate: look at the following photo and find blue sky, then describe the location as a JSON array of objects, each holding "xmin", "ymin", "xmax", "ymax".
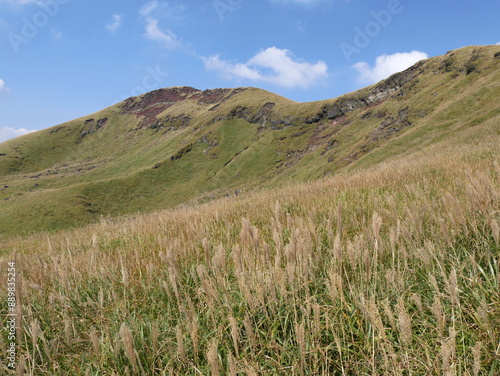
[{"xmin": 0, "ymin": 0, "xmax": 499, "ymax": 143}]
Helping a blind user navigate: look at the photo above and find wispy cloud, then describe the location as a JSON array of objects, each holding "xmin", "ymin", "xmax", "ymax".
[
  {"xmin": 203, "ymin": 47, "xmax": 328, "ymax": 88},
  {"xmin": 0, "ymin": 127, "xmax": 36, "ymax": 143},
  {"xmin": 353, "ymin": 51, "xmax": 428, "ymax": 85},
  {"xmin": 140, "ymin": 0, "xmax": 158, "ymax": 16},
  {"xmin": 496, "ymin": 41, "xmax": 500, "ymax": 45},
  {"xmin": 106, "ymin": 14, "xmax": 122, "ymax": 33},
  {"xmin": 0, "ymin": 78, "xmax": 10, "ymax": 93},
  {"xmin": 139, "ymin": 2, "xmax": 181, "ymax": 48},
  {"xmin": 143, "ymin": 17, "xmax": 179, "ymax": 48}
]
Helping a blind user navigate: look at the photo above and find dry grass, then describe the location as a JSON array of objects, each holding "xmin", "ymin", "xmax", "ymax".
[{"xmin": 0, "ymin": 137, "xmax": 499, "ymax": 375}]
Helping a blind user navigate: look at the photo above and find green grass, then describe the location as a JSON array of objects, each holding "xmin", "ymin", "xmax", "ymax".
[
  {"xmin": 0, "ymin": 139, "xmax": 498, "ymax": 374},
  {"xmin": 0, "ymin": 45, "xmax": 499, "ymax": 237}
]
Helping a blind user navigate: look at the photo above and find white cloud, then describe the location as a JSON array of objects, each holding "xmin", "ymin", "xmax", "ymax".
[
  {"xmin": 353, "ymin": 51, "xmax": 428, "ymax": 85},
  {"xmin": 139, "ymin": 1, "xmax": 185, "ymax": 48},
  {"xmin": 0, "ymin": 79, "xmax": 10, "ymax": 93},
  {"xmin": 106, "ymin": 14, "xmax": 122, "ymax": 32},
  {"xmin": 140, "ymin": 1, "xmax": 159, "ymax": 16},
  {"xmin": 203, "ymin": 47, "xmax": 328, "ymax": 88},
  {"xmin": 0, "ymin": 127, "xmax": 36, "ymax": 143},
  {"xmin": 143, "ymin": 17, "xmax": 178, "ymax": 48},
  {"xmin": 496, "ymin": 42, "xmax": 500, "ymax": 45}
]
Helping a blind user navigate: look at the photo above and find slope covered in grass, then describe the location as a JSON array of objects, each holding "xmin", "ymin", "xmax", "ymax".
[
  {"xmin": 0, "ymin": 124, "xmax": 498, "ymax": 374},
  {"xmin": 0, "ymin": 45, "xmax": 499, "ymax": 236}
]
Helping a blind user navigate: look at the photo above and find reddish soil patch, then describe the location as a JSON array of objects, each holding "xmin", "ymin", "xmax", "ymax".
[
  {"xmin": 122, "ymin": 87, "xmax": 202, "ymax": 128},
  {"xmin": 120, "ymin": 87, "xmax": 247, "ymax": 129}
]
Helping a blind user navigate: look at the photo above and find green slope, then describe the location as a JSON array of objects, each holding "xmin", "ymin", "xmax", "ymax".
[{"xmin": 1, "ymin": 45, "xmax": 499, "ymax": 236}]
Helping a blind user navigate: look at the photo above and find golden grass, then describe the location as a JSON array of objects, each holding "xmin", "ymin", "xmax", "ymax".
[{"xmin": 0, "ymin": 135, "xmax": 499, "ymax": 375}]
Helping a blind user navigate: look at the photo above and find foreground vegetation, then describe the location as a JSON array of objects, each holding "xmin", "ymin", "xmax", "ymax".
[{"xmin": 0, "ymin": 131, "xmax": 499, "ymax": 374}]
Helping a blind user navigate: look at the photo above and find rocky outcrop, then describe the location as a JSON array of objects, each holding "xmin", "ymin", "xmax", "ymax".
[
  {"xmin": 369, "ymin": 107, "xmax": 412, "ymax": 141},
  {"xmin": 211, "ymin": 102, "xmax": 298, "ymax": 129},
  {"xmin": 149, "ymin": 114, "xmax": 192, "ymax": 132},
  {"xmin": 338, "ymin": 107, "xmax": 414, "ymax": 165},
  {"xmin": 80, "ymin": 118, "xmax": 109, "ymax": 138},
  {"xmin": 170, "ymin": 143, "xmax": 193, "ymax": 161},
  {"xmin": 226, "ymin": 102, "xmax": 277, "ymax": 125},
  {"xmin": 366, "ymin": 61, "xmax": 425, "ymax": 103},
  {"xmin": 315, "ymin": 61, "xmax": 425, "ymax": 122},
  {"xmin": 464, "ymin": 52, "xmax": 482, "ymax": 75}
]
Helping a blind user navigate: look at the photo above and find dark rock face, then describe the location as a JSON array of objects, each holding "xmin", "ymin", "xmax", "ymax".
[
  {"xmin": 80, "ymin": 118, "xmax": 109, "ymax": 138},
  {"xmin": 97, "ymin": 118, "xmax": 109, "ymax": 128},
  {"xmin": 170, "ymin": 143, "xmax": 193, "ymax": 161},
  {"xmin": 464, "ymin": 52, "xmax": 482, "ymax": 76},
  {"xmin": 226, "ymin": 102, "xmax": 277, "ymax": 125},
  {"xmin": 149, "ymin": 114, "xmax": 192, "ymax": 132},
  {"xmin": 370, "ymin": 107, "xmax": 412, "ymax": 141},
  {"xmin": 317, "ymin": 98, "xmax": 367, "ymax": 123},
  {"xmin": 339, "ymin": 107, "xmax": 413, "ymax": 165},
  {"xmin": 439, "ymin": 55, "xmax": 457, "ymax": 73},
  {"xmin": 368, "ymin": 61, "xmax": 425, "ymax": 102},
  {"xmin": 211, "ymin": 102, "xmax": 291, "ymax": 129},
  {"xmin": 321, "ymin": 139, "xmax": 339, "ymax": 156}
]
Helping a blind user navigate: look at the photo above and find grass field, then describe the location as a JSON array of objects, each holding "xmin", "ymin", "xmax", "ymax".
[
  {"xmin": 0, "ymin": 130, "xmax": 498, "ymax": 374},
  {"xmin": 0, "ymin": 45, "xmax": 499, "ymax": 375}
]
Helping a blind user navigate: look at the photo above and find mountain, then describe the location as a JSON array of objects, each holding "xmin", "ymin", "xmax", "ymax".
[{"xmin": 1, "ymin": 45, "xmax": 499, "ymax": 235}]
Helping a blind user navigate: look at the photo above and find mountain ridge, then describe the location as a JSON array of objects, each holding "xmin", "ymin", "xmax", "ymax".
[{"xmin": 0, "ymin": 45, "xmax": 499, "ymax": 235}]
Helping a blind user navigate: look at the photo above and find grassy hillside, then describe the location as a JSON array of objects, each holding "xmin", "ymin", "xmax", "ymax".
[
  {"xmin": 0, "ymin": 45, "xmax": 499, "ymax": 375},
  {"xmin": 0, "ymin": 122, "xmax": 498, "ymax": 374},
  {"xmin": 1, "ymin": 45, "xmax": 499, "ymax": 236}
]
